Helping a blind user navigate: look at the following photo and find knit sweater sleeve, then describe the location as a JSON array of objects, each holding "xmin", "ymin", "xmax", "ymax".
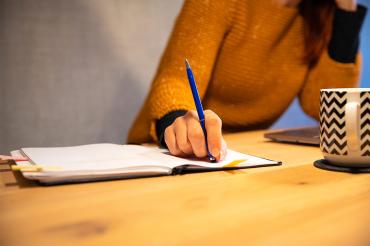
[
  {"xmin": 299, "ymin": 52, "xmax": 361, "ymax": 120},
  {"xmin": 299, "ymin": 51, "xmax": 361, "ymax": 121},
  {"xmin": 298, "ymin": 6, "xmax": 366, "ymax": 121},
  {"xmin": 146, "ymin": 0, "xmax": 235, "ymax": 141}
]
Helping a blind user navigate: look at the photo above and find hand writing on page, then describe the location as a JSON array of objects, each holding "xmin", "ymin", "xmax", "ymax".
[
  {"xmin": 164, "ymin": 110, "xmax": 227, "ymax": 161},
  {"xmin": 336, "ymin": 0, "xmax": 357, "ymax": 11}
]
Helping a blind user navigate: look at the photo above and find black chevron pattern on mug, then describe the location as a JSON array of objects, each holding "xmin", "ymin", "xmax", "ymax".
[
  {"xmin": 360, "ymin": 92, "xmax": 370, "ymax": 156},
  {"xmin": 320, "ymin": 91, "xmax": 348, "ymax": 155}
]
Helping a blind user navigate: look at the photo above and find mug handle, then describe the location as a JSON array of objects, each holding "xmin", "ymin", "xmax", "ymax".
[{"xmin": 345, "ymin": 102, "xmax": 360, "ymax": 152}]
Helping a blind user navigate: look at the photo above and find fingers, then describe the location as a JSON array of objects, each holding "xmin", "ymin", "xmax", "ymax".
[
  {"xmin": 219, "ymin": 138, "xmax": 228, "ymax": 161},
  {"xmin": 164, "ymin": 110, "xmax": 225, "ymax": 160},
  {"xmin": 204, "ymin": 110, "xmax": 222, "ymax": 160},
  {"xmin": 173, "ymin": 117, "xmax": 193, "ymax": 155},
  {"xmin": 165, "ymin": 116, "xmax": 195, "ymax": 157},
  {"xmin": 187, "ymin": 116, "xmax": 208, "ymax": 157},
  {"xmin": 164, "ymin": 125, "xmax": 184, "ymax": 156}
]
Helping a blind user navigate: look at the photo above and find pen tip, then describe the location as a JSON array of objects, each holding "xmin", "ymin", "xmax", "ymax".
[{"xmin": 185, "ymin": 59, "xmax": 190, "ymax": 69}]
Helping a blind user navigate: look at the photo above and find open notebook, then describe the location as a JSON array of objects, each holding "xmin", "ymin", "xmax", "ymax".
[{"xmin": 11, "ymin": 144, "xmax": 281, "ymax": 184}]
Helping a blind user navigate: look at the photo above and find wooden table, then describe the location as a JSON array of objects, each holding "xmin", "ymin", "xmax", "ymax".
[{"xmin": 1, "ymin": 130, "xmax": 370, "ymax": 246}]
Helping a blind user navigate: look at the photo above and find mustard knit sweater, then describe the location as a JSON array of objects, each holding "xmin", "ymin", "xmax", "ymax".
[{"xmin": 127, "ymin": 0, "xmax": 361, "ymax": 144}]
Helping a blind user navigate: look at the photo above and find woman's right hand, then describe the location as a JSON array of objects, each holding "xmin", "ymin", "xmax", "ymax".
[{"xmin": 164, "ymin": 110, "xmax": 227, "ymax": 161}]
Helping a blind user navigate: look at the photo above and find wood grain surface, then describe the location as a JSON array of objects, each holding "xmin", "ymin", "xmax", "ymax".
[{"xmin": 1, "ymin": 130, "xmax": 369, "ymax": 246}]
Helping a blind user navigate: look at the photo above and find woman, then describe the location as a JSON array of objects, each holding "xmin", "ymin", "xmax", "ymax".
[{"xmin": 128, "ymin": 0, "xmax": 367, "ymax": 161}]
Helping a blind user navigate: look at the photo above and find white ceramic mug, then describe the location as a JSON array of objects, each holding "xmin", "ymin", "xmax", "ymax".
[{"xmin": 320, "ymin": 88, "xmax": 370, "ymax": 167}]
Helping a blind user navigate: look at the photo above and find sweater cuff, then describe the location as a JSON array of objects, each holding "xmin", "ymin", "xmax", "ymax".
[
  {"xmin": 328, "ymin": 4, "xmax": 367, "ymax": 63},
  {"xmin": 156, "ymin": 110, "xmax": 188, "ymax": 148}
]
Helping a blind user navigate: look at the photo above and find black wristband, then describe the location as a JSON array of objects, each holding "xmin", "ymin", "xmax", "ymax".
[
  {"xmin": 328, "ymin": 4, "xmax": 367, "ymax": 63},
  {"xmin": 156, "ymin": 110, "xmax": 188, "ymax": 148}
]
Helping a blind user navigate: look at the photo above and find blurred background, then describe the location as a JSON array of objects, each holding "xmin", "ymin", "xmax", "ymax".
[{"xmin": 0, "ymin": 0, "xmax": 369, "ymax": 153}]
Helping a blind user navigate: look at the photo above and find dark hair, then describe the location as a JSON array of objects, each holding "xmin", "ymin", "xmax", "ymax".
[{"xmin": 299, "ymin": 0, "xmax": 336, "ymax": 67}]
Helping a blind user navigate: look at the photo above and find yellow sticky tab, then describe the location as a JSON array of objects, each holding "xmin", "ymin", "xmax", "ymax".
[
  {"xmin": 11, "ymin": 165, "xmax": 42, "ymax": 172},
  {"xmin": 11, "ymin": 165, "xmax": 61, "ymax": 172},
  {"xmin": 223, "ymin": 159, "xmax": 247, "ymax": 168}
]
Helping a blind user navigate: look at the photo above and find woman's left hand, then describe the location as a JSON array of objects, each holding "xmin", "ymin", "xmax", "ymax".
[{"xmin": 335, "ymin": 0, "xmax": 357, "ymax": 11}]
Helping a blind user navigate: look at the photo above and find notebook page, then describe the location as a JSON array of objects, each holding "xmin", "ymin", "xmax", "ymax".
[
  {"xmin": 21, "ymin": 144, "xmax": 188, "ymax": 172},
  {"xmin": 166, "ymin": 149, "xmax": 278, "ymax": 168},
  {"xmin": 11, "ymin": 150, "xmax": 172, "ymax": 183},
  {"xmin": 20, "ymin": 144, "xmax": 279, "ymax": 175}
]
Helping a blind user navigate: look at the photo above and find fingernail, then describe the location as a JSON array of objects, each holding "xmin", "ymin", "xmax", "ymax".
[{"xmin": 210, "ymin": 147, "xmax": 220, "ymax": 158}]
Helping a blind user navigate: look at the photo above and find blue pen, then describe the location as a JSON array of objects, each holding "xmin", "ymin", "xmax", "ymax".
[{"xmin": 185, "ymin": 59, "xmax": 216, "ymax": 162}]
